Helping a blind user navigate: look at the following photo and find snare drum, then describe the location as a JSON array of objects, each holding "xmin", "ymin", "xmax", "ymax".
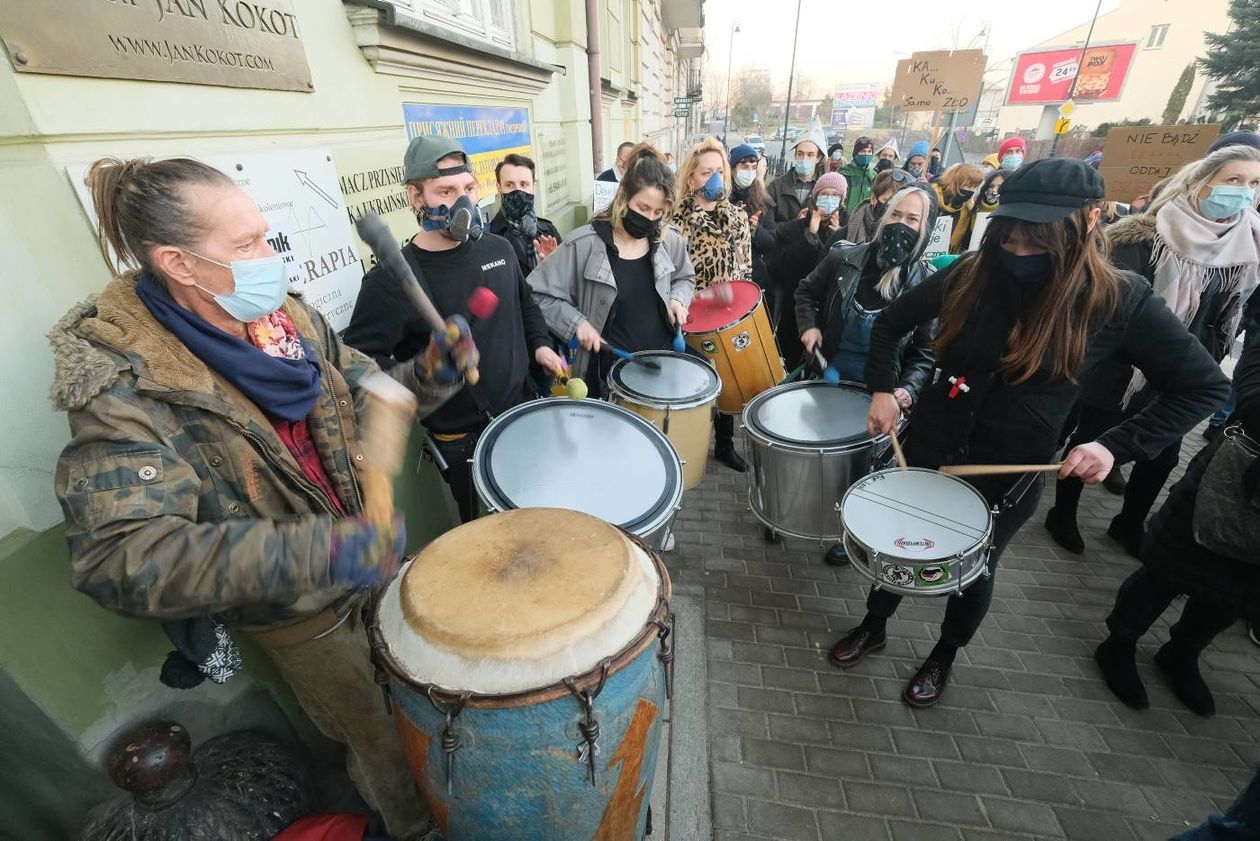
[
  {"xmin": 743, "ymin": 381, "xmax": 902, "ymax": 541},
  {"xmin": 609, "ymin": 352, "xmax": 721, "ymax": 490},
  {"xmin": 368, "ymin": 508, "xmax": 673, "ymax": 841},
  {"xmin": 684, "ymin": 280, "xmax": 785, "ymax": 413},
  {"xmin": 842, "ymin": 468, "xmax": 995, "ymax": 596},
  {"xmin": 472, "ymin": 398, "xmax": 683, "ymax": 550}
]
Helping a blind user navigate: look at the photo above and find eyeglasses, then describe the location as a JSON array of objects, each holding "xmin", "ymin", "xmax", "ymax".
[{"xmin": 886, "ymin": 170, "xmax": 911, "ymax": 183}]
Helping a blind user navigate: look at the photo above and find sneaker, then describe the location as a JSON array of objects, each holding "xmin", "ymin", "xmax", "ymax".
[{"xmin": 1045, "ymin": 507, "xmax": 1085, "ymax": 554}]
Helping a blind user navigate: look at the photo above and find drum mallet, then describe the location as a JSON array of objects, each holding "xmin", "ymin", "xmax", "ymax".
[
  {"xmin": 602, "ymin": 341, "xmax": 662, "ymax": 370},
  {"xmin": 941, "ymin": 463, "xmax": 1064, "ymax": 477},
  {"xmin": 358, "ymin": 373, "xmax": 418, "ymax": 528},
  {"xmin": 556, "ymin": 372, "xmax": 589, "ymax": 400},
  {"xmin": 672, "ymin": 321, "xmax": 686, "ymax": 354},
  {"xmin": 813, "ymin": 349, "xmax": 841, "ymax": 385},
  {"xmin": 356, "ymin": 213, "xmax": 481, "ymax": 385}
]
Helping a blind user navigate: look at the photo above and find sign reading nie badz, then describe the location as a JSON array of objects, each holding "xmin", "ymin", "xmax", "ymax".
[{"xmin": 0, "ymin": 0, "xmax": 312, "ymax": 92}]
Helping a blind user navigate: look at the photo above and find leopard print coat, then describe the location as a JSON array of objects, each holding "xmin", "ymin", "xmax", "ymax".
[{"xmin": 670, "ymin": 195, "xmax": 753, "ymax": 290}]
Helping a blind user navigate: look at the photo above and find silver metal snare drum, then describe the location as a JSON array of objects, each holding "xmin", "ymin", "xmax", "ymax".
[
  {"xmin": 471, "ymin": 398, "xmax": 684, "ymax": 549},
  {"xmin": 841, "ymin": 468, "xmax": 994, "ymax": 597},
  {"xmin": 742, "ymin": 381, "xmax": 901, "ymax": 541}
]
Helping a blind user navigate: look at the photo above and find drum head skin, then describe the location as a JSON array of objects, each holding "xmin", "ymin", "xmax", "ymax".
[
  {"xmin": 684, "ymin": 280, "xmax": 762, "ymax": 333},
  {"xmin": 842, "ymin": 468, "xmax": 990, "ymax": 562},
  {"xmin": 747, "ymin": 382, "xmax": 876, "ymax": 447},
  {"xmin": 476, "ymin": 399, "xmax": 681, "ymax": 533},
  {"xmin": 379, "ymin": 509, "xmax": 662, "ymax": 694},
  {"xmin": 610, "ymin": 352, "xmax": 721, "ymax": 407}
]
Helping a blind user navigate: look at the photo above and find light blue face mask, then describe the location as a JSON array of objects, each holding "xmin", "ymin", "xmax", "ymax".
[
  {"xmin": 793, "ymin": 158, "xmax": 816, "ymax": 178},
  {"xmin": 815, "ymin": 195, "xmax": 841, "ymax": 216},
  {"xmin": 1200, "ymin": 184, "xmax": 1257, "ymax": 220},
  {"xmin": 189, "ymin": 250, "xmax": 289, "ymax": 322},
  {"xmin": 700, "ymin": 170, "xmax": 726, "ymax": 201},
  {"xmin": 1001, "ymin": 152, "xmax": 1024, "ymax": 171}
]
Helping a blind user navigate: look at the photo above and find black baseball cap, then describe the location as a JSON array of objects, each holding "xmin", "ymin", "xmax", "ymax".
[{"xmin": 991, "ymin": 158, "xmax": 1105, "ymax": 224}]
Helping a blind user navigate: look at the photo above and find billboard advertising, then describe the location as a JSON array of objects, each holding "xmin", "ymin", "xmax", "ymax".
[{"xmin": 1006, "ymin": 43, "xmax": 1138, "ymax": 105}]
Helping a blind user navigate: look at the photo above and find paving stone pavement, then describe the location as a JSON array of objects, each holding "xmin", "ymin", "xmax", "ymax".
[{"xmin": 664, "ymin": 422, "xmax": 1260, "ymax": 841}]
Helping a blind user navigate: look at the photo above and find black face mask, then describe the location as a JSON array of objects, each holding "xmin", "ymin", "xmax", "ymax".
[
  {"xmin": 997, "ymin": 248, "xmax": 1054, "ymax": 283},
  {"xmin": 622, "ymin": 207, "xmax": 660, "ymax": 240},
  {"xmin": 873, "ymin": 200, "xmax": 889, "ymax": 220},
  {"xmin": 875, "ymin": 159, "xmax": 894, "ymax": 172},
  {"xmin": 956, "ymin": 188, "xmax": 975, "ymax": 204},
  {"xmin": 875, "ymin": 222, "xmax": 919, "ymax": 270}
]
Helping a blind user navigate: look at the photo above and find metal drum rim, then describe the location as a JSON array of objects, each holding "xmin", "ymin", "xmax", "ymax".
[
  {"xmin": 366, "ymin": 531, "xmax": 673, "ymax": 710},
  {"xmin": 842, "ymin": 533, "xmax": 991, "ymax": 596},
  {"xmin": 682, "ymin": 280, "xmax": 764, "ymax": 336},
  {"xmin": 742, "ymin": 380, "xmax": 895, "ymax": 453},
  {"xmin": 607, "ymin": 351, "xmax": 722, "ymax": 410},
  {"xmin": 471, "ymin": 397, "xmax": 684, "ymax": 537}
]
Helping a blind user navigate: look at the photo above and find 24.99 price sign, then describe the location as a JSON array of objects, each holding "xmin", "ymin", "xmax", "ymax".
[{"xmin": 1006, "ymin": 43, "xmax": 1138, "ymax": 105}]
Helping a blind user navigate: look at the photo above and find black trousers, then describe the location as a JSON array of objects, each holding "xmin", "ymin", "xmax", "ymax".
[
  {"xmin": 1106, "ymin": 567, "xmax": 1237, "ymax": 652},
  {"xmin": 430, "ymin": 432, "xmax": 482, "ymax": 524},
  {"xmin": 1054, "ymin": 403, "xmax": 1182, "ymax": 524},
  {"xmin": 865, "ymin": 476, "xmax": 1044, "ymax": 648}
]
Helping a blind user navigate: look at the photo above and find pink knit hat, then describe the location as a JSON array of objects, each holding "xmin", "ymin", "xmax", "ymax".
[
  {"xmin": 998, "ymin": 136, "xmax": 1027, "ymax": 157},
  {"xmin": 811, "ymin": 171, "xmax": 848, "ymax": 200}
]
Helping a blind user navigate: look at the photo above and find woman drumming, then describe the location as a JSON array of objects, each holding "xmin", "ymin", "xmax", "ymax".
[
  {"xmin": 794, "ymin": 184, "xmax": 938, "ymax": 565},
  {"xmin": 830, "ymin": 159, "xmax": 1229, "ymax": 708},
  {"xmin": 671, "ymin": 137, "xmax": 754, "ymax": 471},
  {"xmin": 528, "ymin": 143, "xmax": 695, "ymax": 399}
]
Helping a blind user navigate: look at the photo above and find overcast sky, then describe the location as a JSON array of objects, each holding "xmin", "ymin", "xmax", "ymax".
[{"xmin": 703, "ymin": 0, "xmax": 1121, "ymax": 95}]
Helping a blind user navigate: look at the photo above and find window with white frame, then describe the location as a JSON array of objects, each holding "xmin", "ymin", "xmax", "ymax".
[
  {"xmin": 392, "ymin": 0, "xmax": 516, "ymax": 50},
  {"xmin": 1146, "ymin": 24, "xmax": 1170, "ymax": 49}
]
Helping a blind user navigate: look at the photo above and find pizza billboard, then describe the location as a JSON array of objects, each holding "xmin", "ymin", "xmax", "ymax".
[{"xmin": 1006, "ymin": 43, "xmax": 1138, "ymax": 105}]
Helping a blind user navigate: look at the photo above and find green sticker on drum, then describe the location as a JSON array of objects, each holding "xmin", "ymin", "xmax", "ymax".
[
  {"xmin": 916, "ymin": 565, "xmax": 951, "ymax": 586},
  {"xmin": 701, "ymin": 339, "xmax": 717, "ymax": 354}
]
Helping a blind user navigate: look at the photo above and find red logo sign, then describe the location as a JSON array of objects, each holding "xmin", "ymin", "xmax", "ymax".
[
  {"xmin": 1006, "ymin": 43, "xmax": 1137, "ymax": 105},
  {"xmin": 894, "ymin": 537, "xmax": 936, "ymax": 552}
]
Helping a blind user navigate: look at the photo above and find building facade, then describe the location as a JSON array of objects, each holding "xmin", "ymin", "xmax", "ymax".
[
  {"xmin": 995, "ymin": 0, "xmax": 1230, "ymax": 134},
  {"xmin": 0, "ymin": 0, "xmax": 701, "ymax": 834}
]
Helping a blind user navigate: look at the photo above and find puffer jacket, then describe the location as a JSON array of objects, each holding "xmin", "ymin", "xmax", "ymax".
[
  {"xmin": 794, "ymin": 241, "xmax": 936, "ymax": 400},
  {"xmin": 527, "ymin": 222, "xmax": 696, "ymax": 378},
  {"xmin": 49, "ymin": 276, "xmax": 454, "ymax": 631}
]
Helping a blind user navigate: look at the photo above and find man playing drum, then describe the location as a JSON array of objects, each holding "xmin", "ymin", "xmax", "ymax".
[
  {"xmin": 832, "ymin": 159, "xmax": 1228, "ymax": 707},
  {"xmin": 51, "ymin": 156, "xmax": 477, "ymax": 838}
]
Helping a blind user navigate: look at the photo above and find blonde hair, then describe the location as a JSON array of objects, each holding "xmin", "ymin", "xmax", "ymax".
[
  {"xmin": 592, "ymin": 143, "xmax": 675, "ymax": 240},
  {"xmin": 1144, "ymin": 145, "xmax": 1260, "ymax": 218},
  {"xmin": 675, "ymin": 137, "xmax": 731, "ymax": 204},
  {"xmin": 868, "ymin": 187, "xmax": 934, "ymax": 300}
]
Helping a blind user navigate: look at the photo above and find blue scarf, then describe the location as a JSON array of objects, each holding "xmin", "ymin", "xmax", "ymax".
[{"xmin": 135, "ymin": 274, "xmax": 323, "ymax": 422}]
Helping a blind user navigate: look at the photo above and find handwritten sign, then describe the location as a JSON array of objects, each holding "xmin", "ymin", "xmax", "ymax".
[
  {"xmin": 593, "ymin": 180, "xmax": 619, "ymax": 214},
  {"xmin": 1099, "ymin": 123, "xmax": 1221, "ymax": 202},
  {"xmin": 923, "ymin": 216, "xmax": 955, "ymax": 260},
  {"xmin": 891, "ymin": 50, "xmax": 987, "ymax": 113}
]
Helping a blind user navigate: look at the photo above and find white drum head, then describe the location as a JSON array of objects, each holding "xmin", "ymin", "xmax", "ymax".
[
  {"xmin": 746, "ymin": 382, "xmax": 876, "ymax": 447},
  {"xmin": 842, "ymin": 468, "xmax": 990, "ymax": 562},
  {"xmin": 610, "ymin": 352, "xmax": 721, "ymax": 408}
]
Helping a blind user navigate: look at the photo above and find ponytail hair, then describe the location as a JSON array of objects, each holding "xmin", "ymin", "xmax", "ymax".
[
  {"xmin": 594, "ymin": 142, "xmax": 675, "ymax": 240},
  {"xmin": 84, "ymin": 156, "xmax": 232, "ymax": 276}
]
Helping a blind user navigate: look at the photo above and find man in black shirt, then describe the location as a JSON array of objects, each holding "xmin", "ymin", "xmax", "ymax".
[
  {"xmin": 489, "ymin": 153, "xmax": 563, "ymax": 278},
  {"xmin": 597, "ymin": 141, "xmax": 635, "ymax": 182},
  {"xmin": 344, "ymin": 135, "xmax": 566, "ymax": 522}
]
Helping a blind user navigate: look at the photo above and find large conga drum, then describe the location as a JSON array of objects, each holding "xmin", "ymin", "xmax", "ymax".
[
  {"xmin": 368, "ymin": 508, "xmax": 673, "ymax": 841},
  {"xmin": 608, "ymin": 351, "xmax": 721, "ymax": 490},
  {"xmin": 471, "ymin": 398, "xmax": 683, "ymax": 550},
  {"xmin": 683, "ymin": 280, "xmax": 785, "ymax": 414}
]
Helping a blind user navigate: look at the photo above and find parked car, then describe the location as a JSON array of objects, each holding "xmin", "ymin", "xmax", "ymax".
[{"xmin": 744, "ymin": 134, "xmax": 765, "ymax": 155}]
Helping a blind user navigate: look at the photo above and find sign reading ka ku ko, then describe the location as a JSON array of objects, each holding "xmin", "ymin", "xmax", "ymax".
[
  {"xmin": 1098, "ymin": 123, "xmax": 1221, "ymax": 203},
  {"xmin": 891, "ymin": 50, "xmax": 987, "ymax": 112},
  {"xmin": 0, "ymin": 0, "xmax": 312, "ymax": 92}
]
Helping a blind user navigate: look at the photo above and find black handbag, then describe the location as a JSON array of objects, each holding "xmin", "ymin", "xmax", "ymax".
[{"xmin": 1193, "ymin": 426, "xmax": 1260, "ymax": 564}]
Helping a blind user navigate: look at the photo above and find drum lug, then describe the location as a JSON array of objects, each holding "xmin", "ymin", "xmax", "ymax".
[
  {"xmin": 365, "ymin": 622, "xmax": 394, "ymax": 716},
  {"xmin": 426, "ymin": 688, "xmax": 471, "ymax": 797},
  {"xmin": 651, "ymin": 612, "xmax": 676, "ymax": 700},
  {"xmin": 564, "ymin": 659, "xmax": 612, "ymax": 788}
]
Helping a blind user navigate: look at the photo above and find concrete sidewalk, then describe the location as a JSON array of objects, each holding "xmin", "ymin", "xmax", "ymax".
[{"xmin": 662, "ymin": 423, "xmax": 1259, "ymax": 841}]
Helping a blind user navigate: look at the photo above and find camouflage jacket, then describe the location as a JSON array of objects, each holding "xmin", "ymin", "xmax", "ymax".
[{"xmin": 49, "ymin": 276, "xmax": 454, "ymax": 631}]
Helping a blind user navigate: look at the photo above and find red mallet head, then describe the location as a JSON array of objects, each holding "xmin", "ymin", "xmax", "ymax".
[{"xmin": 468, "ymin": 286, "xmax": 499, "ymax": 321}]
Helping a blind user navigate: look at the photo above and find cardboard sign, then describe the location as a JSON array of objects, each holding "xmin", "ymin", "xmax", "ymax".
[
  {"xmin": 924, "ymin": 216, "xmax": 955, "ymax": 260},
  {"xmin": 1099, "ymin": 123, "xmax": 1221, "ymax": 202},
  {"xmin": 891, "ymin": 50, "xmax": 987, "ymax": 112},
  {"xmin": 593, "ymin": 180, "xmax": 619, "ymax": 214}
]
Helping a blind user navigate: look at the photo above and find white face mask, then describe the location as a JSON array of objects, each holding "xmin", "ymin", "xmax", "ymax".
[{"xmin": 734, "ymin": 169, "xmax": 756, "ymax": 189}]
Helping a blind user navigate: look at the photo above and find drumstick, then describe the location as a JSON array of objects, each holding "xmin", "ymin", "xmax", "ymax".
[
  {"xmin": 887, "ymin": 427, "xmax": 908, "ymax": 471},
  {"xmin": 355, "ymin": 213, "xmax": 481, "ymax": 385},
  {"xmin": 602, "ymin": 341, "xmax": 662, "ymax": 370},
  {"xmin": 940, "ymin": 463, "xmax": 1064, "ymax": 477}
]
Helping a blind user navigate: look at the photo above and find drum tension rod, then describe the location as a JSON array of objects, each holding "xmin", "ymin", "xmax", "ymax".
[
  {"xmin": 564, "ymin": 659, "xmax": 612, "ymax": 787},
  {"xmin": 365, "ymin": 623, "xmax": 394, "ymax": 716},
  {"xmin": 426, "ymin": 687, "xmax": 471, "ymax": 796},
  {"xmin": 651, "ymin": 612, "xmax": 676, "ymax": 700}
]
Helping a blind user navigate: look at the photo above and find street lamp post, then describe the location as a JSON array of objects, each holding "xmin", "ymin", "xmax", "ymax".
[
  {"xmin": 722, "ymin": 19, "xmax": 740, "ymax": 148},
  {"xmin": 1051, "ymin": 0, "xmax": 1104, "ymax": 156},
  {"xmin": 777, "ymin": 0, "xmax": 803, "ymax": 170}
]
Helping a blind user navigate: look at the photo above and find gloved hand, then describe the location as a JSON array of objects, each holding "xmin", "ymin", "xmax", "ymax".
[
  {"xmin": 329, "ymin": 512, "xmax": 406, "ymax": 588},
  {"xmin": 416, "ymin": 315, "xmax": 479, "ymax": 384}
]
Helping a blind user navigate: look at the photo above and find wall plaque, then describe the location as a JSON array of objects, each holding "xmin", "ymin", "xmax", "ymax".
[{"xmin": 0, "ymin": 0, "xmax": 312, "ymax": 92}]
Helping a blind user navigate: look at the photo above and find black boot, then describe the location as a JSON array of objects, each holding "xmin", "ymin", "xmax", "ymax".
[
  {"xmin": 1155, "ymin": 642, "xmax": 1215, "ymax": 716},
  {"xmin": 1107, "ymin": 514, "xmax": 1145, "ymax": 558},
  {"xmin": 1102, "ymin": 465, "xmax": 1128, "ymax": 494},
  {"xmin": 824, "ymin": 542, "xmax": 849, "ymax": 566},
  {"xmin": 714, "ymin": 442, "xmax": 747, "ymax": 472},
  {"xmin": 1094, "ymin": 636, "xmax": 1149, "ymax": 709},
  {"xmin": 1045, "ymin": 507, "xmax": 1085, "ymax": 554}
]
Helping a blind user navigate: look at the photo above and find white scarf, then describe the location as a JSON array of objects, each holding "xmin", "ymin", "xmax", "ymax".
[{"xmin": 1122, "ymin": 198, "xmax": 1260, "ymax": 406}]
